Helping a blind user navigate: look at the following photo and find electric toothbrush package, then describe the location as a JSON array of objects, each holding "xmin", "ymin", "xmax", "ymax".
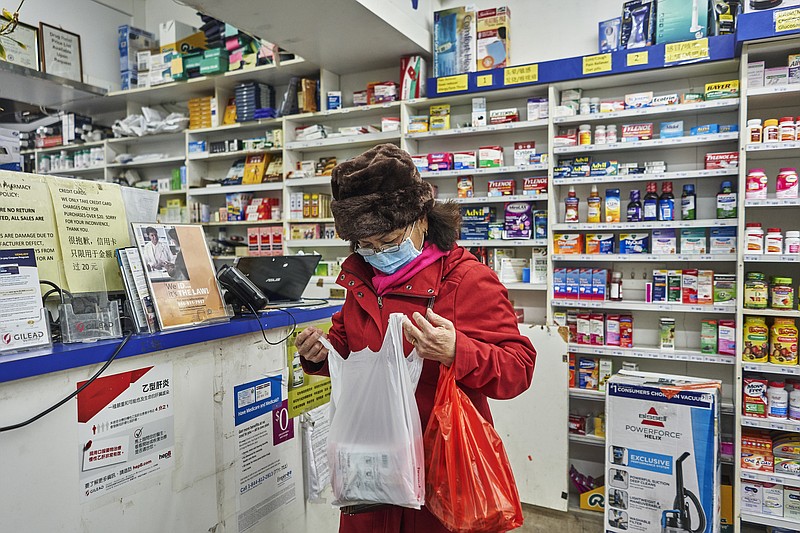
[
  {"xmin": 621, "ymin": 0, "xmax": 657, "ymax": 49},
  {"xmin": 605, "ymin": 370, "xmax": 720, "ymax": 533}
]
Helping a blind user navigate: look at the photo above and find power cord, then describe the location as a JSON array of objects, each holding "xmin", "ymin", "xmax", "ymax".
[
  {"xmin": 245, "ymin": 302, "xmax": 297, "ymax": 345},
  {"xmin": 0, "ymin": 331, "xmax": 133, "ymax": 432}
]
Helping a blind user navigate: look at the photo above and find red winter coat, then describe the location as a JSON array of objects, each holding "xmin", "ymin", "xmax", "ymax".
[{"xmin": 302, "ymin": 246, "xmax": 536, "ymax": 533}]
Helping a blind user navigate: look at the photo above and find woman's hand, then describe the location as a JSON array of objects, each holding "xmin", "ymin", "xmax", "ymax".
[
  {"xmin": 403, "ymin": 309, "xmax": 456, "ymax": 367},
  {"xmin": 294, "ymin": 326, "xmax": 329, "ymax": 364}
]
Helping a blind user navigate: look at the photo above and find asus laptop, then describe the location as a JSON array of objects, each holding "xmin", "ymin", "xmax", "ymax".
[{"xmin": 234, "ymin": 255, "xmax": 322, "ymax": 308}]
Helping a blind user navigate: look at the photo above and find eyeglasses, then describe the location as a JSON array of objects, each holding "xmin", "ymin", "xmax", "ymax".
[{"xmin": 355, "ymin": 222, "xmax": 415, "ymax": 257}]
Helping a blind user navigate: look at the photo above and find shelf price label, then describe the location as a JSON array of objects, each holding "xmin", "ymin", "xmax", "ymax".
[
  {"xmin": 504, "ymin": 64, "xmax": 539, "ymax": 86},
  {"xmin": 775, "ymin": 8, "xmax": 800, "ymax": 33},
  {"xmin": 436, "ymin": 74, "xmax": 468, "ymax": 94},
  {"xmin": 477, "ymin": 74, "xmax": 493, "ymax": 87},
  {"xmin": 582, "ymin": 54, "xmax": 612, "ymax": 75},
  {"xmin": 627, "ymin": 51, "xmax": 648, "ymax": 67},
  {"xmin": 664, "ymin": 38, "xmax": 710, "ymax": 65}
]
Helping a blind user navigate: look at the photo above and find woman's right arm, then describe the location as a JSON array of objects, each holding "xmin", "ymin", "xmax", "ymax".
[{"xmin": 297, "ymin": 309, "xmax": 347, "ymax": 376}]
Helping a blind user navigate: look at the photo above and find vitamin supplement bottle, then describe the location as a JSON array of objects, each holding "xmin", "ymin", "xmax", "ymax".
[
  {"xmin": 777, "ymin": 168, "xmax": 799, "ymax": 199},
  {"xmin": 747, "ymin": 118, "xmax": 763, "ymax": 144},
  {"xmin": 766, "ymin": 229, "xmax": 784, "ymax": 255},
  {"xmin": 743, "ymin": 315, "xmax": 769, "ymax": 362},
  {"xmin": 627, "ymin": 189, "xmax": 642, "ymax": 222},
  {"xmin": 771, "ymin": 318, "xmax": 799, "ymax": 365},
  {"xmin": 781, "ymin": 116, "xmax": 796, "ymax": 142},
  {"xmin": 716, "ymin": 181, "xmax": 737, "ymax": 219},
  {"xmin": 791, "ymin": 383, "xmax": 800, "ymax": 421},
  {"xmin": 768, "ymin": 380, "xmax": 789, "ymax": 419},
  {"xmin": 746, "ymin": 222, "xmax": 765, "ymax": 254},
  {"xmin": 658, "ymin": 181, "xmax": 674, "ymax": 221},
  {"xmin": 681, "ymin": 184, "xmax": 696, "ymax": 220},
  {"xmin": 771, "ymin": 276, "xmax": 794, "ymax": 310},
  {"xmin": 595, "ymin": 125, "xmax": 607, "ymax": 145},
  {"xmin": 643, "ymin": 181, "xmax": 659, "ymax": 221},
  {"xmin": 565, "ymin": 186, "xmax": 579, "ymax": 222},
  {"xmin": 579, "ymin": 125, "xmax": 592, "ymax": 145},
  {"xmin": 786, "ymin": 231, "xmax": 800, "ymax": 254},
  {"xmin": 587, "ymin": 185, "xmax": 602, "ymax": 223},
  {"xmin": 606, "ymin": 125, "xmax": 618, "ymax": 143},
  {"xmin": 744, "ymin": 272, "xmax": 768, "ymax": 309},
  {"xmin": 764, "ymin": 119, "xmax": 780, "ymax": 142},
  {"xmin": 746, "ymin": 169, "xmax": 769, "ymax": 199}
]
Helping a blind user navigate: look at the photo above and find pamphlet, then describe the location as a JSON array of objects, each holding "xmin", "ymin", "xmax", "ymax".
[
  {"xmin": 116, "ymin": 247, "xmax": 156, "ymax": 333},
  {"xmin": 0, "ymin": 248, "xmax": 50, "ymax": 353}
]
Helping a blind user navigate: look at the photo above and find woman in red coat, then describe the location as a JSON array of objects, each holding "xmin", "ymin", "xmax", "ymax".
[{"xmin": 296, "ymin": 144, "xmax": 536, "ymax": 533}]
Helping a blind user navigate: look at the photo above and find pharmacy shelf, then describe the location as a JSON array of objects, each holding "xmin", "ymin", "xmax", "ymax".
[
  {"xmin": 289, "ymin": 101, "xmax": 402, "ymax": 121},
  {"xmin": 552, "ymin": 219, "xmax": 737, "ymax": 231},
  {"xmin": 743, "ymin": 417, "xmax": 800, "ymax": 433},
  {"xmin": 188, "ymin": 182, "xmax": 284, "ymax": 196},
  {"xmin": 552, "ymin": 254, "xmax": 737, "ymax": 262},
  {"xmin": 744, "ymin": 362, "xmax": 800, "ymax": 376},
  {"xmin": 553, "ymin": 133, "xmax": 739, "ymax": 155},
  {"xmin": 420, "ymin": 164, "xmax": 548, "ymax": 179},
  {"xmin": 745, "ymin": 198, "xmax": 800, "ymax": 208},
  {"xmin": 284, "ymin": 176, "xmax": 331, "ymax": 187},
  {"xmin": 743, "ymin": 308, "xmax": 800, "ymax": 318},
  {"xmin": 187, "ymin": 118, "xmax": 283, "ymax": 134},
  {"xmin": 157, "ymin": 189, "xmax": 187, "ymax": 196},
  {"xmin": 107, "ymin": 156, "xmax": 187, "ymax": 169},
  {"xmin": 741, "ymin": 470, "xmax": 800, "ymax": 489},
  {"xmin": 503, "ymin": 283, "xmax": 547, "ymax": 291},
  {"xmin": 211, "ymin": 255, "xmax": 238, "ymax": 261},
  {"xmin": 552, "ymin": 168, "xmax": 739, "ymax": 186},
  {"xmin": 569, "ymin": 388, "xmax": 605, "ymax": 400},
  {"xmin": 201, "ymin": 219, "xmax": 285, "ymax": 227},
  {"xmin": 744, "ymin": 255, "xmax": 800, "ymax": 263},
  {"xmin": 44, "ymin": 166, "xmax": 105, "ymax": 176},
  {"xmin": 32, "ymin": 139, "xmax": 106, "ymax": 154},
  {"xmin": 285, "ymin": 239, "xmax": 349, "ymax": 247},
  {"xmin": 568, "ymin": 434, "xmax": 605, "ymax": 447},
  {"xmin": 288, "ymin": 218, "xmax": 335, "ymax": 224},
  {"xmin": 568, "ymin": 343, "xmax": 736, "ymax": 365},
  {"xmin": 459, "ymin": 239, "xmax": 547, "ymax": 248},
  {"xmin": 553, "ymin": 99, "xmax": 740, "ymax": 125},
  {"xmin": 747, "ymin": 84, "xmax": 800, "ymax": 109},
  {"xmin": 745, "ymin": 141, "xmax": 800, "ymax": 157},
  {"xmin": 107, "ymin": 132, "xmax": 187, "ymax": 145},
  {"xmin": 444, "ymin": 194, "xmax": 547, "ymax": 205},
  {"xmin": 554, "ymin": 299, "xmax": 735, "ymax": 314},
  {"xmin": 187, "ymin": 149, "xmax": 282, "ymax": 161},
  {"xmin": 405, "ymin": 119, "xmax": 548, "ymax": 140},
  {"xmin": 285, "ymin": 131, "xmax": 400, "ymax": 151},
  {"xmin": 742, "ymin": 512, "xmax": 800, "ymax": 530}
]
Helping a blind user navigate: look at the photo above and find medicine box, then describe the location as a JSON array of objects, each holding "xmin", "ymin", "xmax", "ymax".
[
  {"xmin": 599, "ymin": 17, "xmax": 621, "ymax": 53},
  {"xmin": 748, "ymin": 61, "xmax": 765, "ymax": 89},
  {"xmin": 619, "ymin": 233, "xmax": 650, "ymax": 254},
  {"xmin": 704, "ymin": 80, "xmax": 739, "ymax": 100},
  {"xmin": 118, "ymin": 25, "xmax": 156, "ymax": 73},
  {"xmin": 461, "ymin": 205, "xmax": 494, "ymax": 223},
  {"xmin": 554, "ymin": 268, "xmax": 567, "ymax": 299},
  {"xmin": 479, "ymin": 146, "xmax": 504, "ymax": 167},
  {"xmin": 554, "ymin": 234, "xmax": 584, "ymax": 255},
  {"xmin": 454, "ymin": 151, "xmax": 476, "ymax": 170},
  {"xmin": 704, "ymin": 151, "xmax": 738, "ymax": 170},
  {"xmin": 710, "ymin": 227, "xmax": 736, "ymax": 254},
  {"xmin": 523, "ymin": 177, "xmax": 547, "ymax": 196},
  {"xmin": 660, "ymin": 121, "xmax": 684, "ymax": 139},
  {"xmin": 477, "ymin": 6, "xmax": 511, "ymax": 71},
  {"xmin": 579, "ymin": 268, "xmax": 593, "ymax": 300},
  {"xmin": 487, "ymin": 179, "xmax": 515, "ymax": 196},
  {"xmin": 566, "ymin": 268, "xmax": 580, "ymax": 300},
  {"xmin": 457, "ymin": 176, "xmax": 474, "ymax": 198},
  {"xmin": 586, "ymin": 234, "xmax": 615, "ymax": 254},
  {"xmin": 667, "ymin": 270, "xmax": 682, "ymax": 302},
  {"xmin": 527, "ymin": 97, "xmax": 548, "ymax": 120},
  {"xmin": 503, "ymin": 202, "xmax": 532, "ymax": 239},
  {"xmin": 714, "ymin": 274, "xmax": 736, "ymax": 304},
  {"xmin": 680, "ymin": 228, "xmax": 707, "ymax": 254},
  {"xmin": 765, "ymin": 67, "xmax": 789, "ymax": 86},
  {"xmin": 513, "ymin": 142, "xmax": 536, "ymax": 166},
  {"xmin": 593, "ymin": 269, "xmax": 608, "ymax": 301},
  {"xmin": 652, "ymin": 270, "xmax": 667, "ymax": 302},
  {"xmin": 652, "ymin": 229, "xmax": 677, "ymax": 254}
]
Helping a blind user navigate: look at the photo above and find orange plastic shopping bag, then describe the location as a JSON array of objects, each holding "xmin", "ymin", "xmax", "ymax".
[{"xmin": 424, "ymin": 363, "xmax": 523, "ymax": 533}]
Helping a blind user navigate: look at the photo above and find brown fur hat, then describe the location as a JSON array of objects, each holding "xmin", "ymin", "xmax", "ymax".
[{"xmin": 330, "ymin": 144, "xmax": 434, "ymax": 241}]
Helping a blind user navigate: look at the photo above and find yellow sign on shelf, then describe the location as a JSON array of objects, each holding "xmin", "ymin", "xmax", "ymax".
[
  {"xmin": 664, "ymin": 38, "xmax": 709, "ymax": 64},
  {"xmin": 477, "ymin": 74, "xmax": 493, "ymax": 87},
  {"xmin": 436, "ymin": 74, "xmax": 469, "ymax": 94},
  {"xmin": 775, "ymin": 8, "xmax": 800, "ymax": 33},
  {"xmin": 582, "ymin": 54, "xmax": 612, "ymax": 75},
  {"xmin": 504, "ymin": 64, "xmax": 538, "ymax": 86},
  {"xmin": 627, "ymin": 51, "xmax": 648, "ymax": 67}
]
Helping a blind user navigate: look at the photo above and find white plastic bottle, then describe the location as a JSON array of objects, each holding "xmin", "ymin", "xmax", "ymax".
[
  {"xmin": 786, "ymin": 231, "xmax": 800, "ymax": 254},
  {"xmin": 768, "ymin": 380, "xmax": 789, "ymax": 419},
  {"xmin": 606, "ymin": 125, "xmax": 618, "ymax": 144},
  {"xmin": 790, "ymin": 382, "xmax": 800, "ymax": 421}
]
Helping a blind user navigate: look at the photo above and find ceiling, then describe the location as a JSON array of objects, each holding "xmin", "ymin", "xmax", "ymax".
[{"xmin": 182, "ymin": 0, "xmax": 432, "ymax": 74}]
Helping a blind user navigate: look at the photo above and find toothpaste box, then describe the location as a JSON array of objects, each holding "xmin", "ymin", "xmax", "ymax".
[
  {"xmin": 566, "ymin": 268, "xmax": 580, "ymax": 300},
  {"xmin": 503, "ymin": 202, "xmax": 532, "ymax": 239},
  {"xmin": 619, "ymin": 233, "xmax": 650, "ymax": 254},
  {"xmin": 605, "ymin": 371, "xmax": 720, "ymax": 533},
  {"xmin": 453, "ymin": 151, "xmax": 477, "ymax": 170},
  {"xmin": 586, "ymin": 234, "xmax": 615, "ymax": 254},
  {"xmin": 554, "ymin": 234, "xmax": 584, "ymax": 254},
  {"xmin": 554, "ymin": 268, "xmax": 567, "ymax": 299},
  {"xmin": 704, "ymin": 151, "xmax": 738, "ymax": 170},
  {"xmin": 621, "ymin": 122, "xmax": 654, "ymax": 141},
  {"xmin": 579, "ymin": 268, "xmax": 593, "ymax": 300},
  {"xmin": 479, "ymin": 145, "xmax": 504, "ymax": 167},
  {"xmin": 680, "ymin": 228, "xmax": 707, "ymax": 254},
  {"xmin": 710, "ymin": 227, "xmax": 736, "ymax": 254},
  {"xmin": 593, "ymin": 269, "xmax": 609, "ymax": 301},
  {"xmin": 652, "ymin": 229, "xmax": 677, "ymax": 254}
]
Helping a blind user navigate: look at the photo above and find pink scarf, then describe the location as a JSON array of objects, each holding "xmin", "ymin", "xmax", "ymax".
[{"xmin": 372, "ymin": 243, "xmax": 448, "ymax": 296}]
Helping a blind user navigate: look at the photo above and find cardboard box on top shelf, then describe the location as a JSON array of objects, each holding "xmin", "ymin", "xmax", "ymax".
[
  {"xmin": 656, "ymin": 0, "xmax": 710, "ymax": 44},
  {"xmin": 118, "ymin": 25, "xmax": 155, "ymax": 73},
  {"xmin": 477, "ymin": 6, "xmax": 510, "ymax": 71},
  {"xmin": 159, "ymin": 20, "xmax": 206, "ymax": 53}
]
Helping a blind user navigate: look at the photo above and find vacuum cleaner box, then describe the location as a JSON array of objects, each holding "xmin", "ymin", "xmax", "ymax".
[{"xmin": 605, "ymin": 370, "xmax": 720, "ymax": 533}]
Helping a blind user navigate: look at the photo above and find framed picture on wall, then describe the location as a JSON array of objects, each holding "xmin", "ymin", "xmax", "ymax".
[
  {"xmin": 0, "ymin": 21, "xmax": 40, "ymax": 71},
  {"xmin": 39, "ymin": 22, "xmax": 83, "ymax": 82}
]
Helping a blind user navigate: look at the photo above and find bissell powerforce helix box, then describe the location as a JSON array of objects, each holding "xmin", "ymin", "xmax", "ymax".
[{"xmin": 605, "ymin": 371, "xmax": 720, "ymax": 533}]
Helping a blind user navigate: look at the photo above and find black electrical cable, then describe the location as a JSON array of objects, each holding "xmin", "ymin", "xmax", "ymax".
[
  {"xmin": 244, "ymin": 302, "xmax": 297, "ymax": 345},
  {"xmin": 0, "ymin": 332, "xmax": 133, "ymax": 432}
]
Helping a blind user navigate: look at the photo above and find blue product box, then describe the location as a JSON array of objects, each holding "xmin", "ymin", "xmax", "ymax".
[
  {"xmin": 118, "ymin": 25, "xmax": 156, "ymax": 73},
  {"xmin": 579, "ymin": 268, "xmax": 593, "ymax": 300},
  {"xmin": 579, "ymin": 358, "xmax": 598, "ymax": 389},
  {"xmin": 619, "ymin": 233, "xmax": 650, "ymax": 254},
  {"xmin": 652, "ymin": 229, "xmax": 677, "ymax": 254},
  {"xmin": 566, "ymin": 268, "xmax": 580, "ymax": 300},
  {"xmin": 720, "ymin": 124, "xmax": 739, "ymax": 133},
  {"xmin": 691, "ymin": 124, "xmax": 720, "ymax": 136},
  {"xmin": 120, "ymin": 70, "xmax": 137, "ymax": 91},
  {"xmin": 433, "ymin": 6, "xmax": 477, "ymax": 77},
  {"xmin": 592, "ymin": 269, "xmax": 608, "ymax": 301},
  {"xmin": 554, "ymin": 268, "xmax": 567, "ymax": 299},
  {"xmin": 327, "ymin": 92, "xmax": 342, "ymax": 110},
  {"xmin": 460, "ymin": 222, "xmax": 490, "ymax": 240},
  {"xmin": 660, "ymin": 121, "xmax": 684, "ymax": 139},
  {"xmin": 652, "ymin": 270, "xmax": 667, "ymax": 302},
  {"xmin": 571, "ymin": 163, "xmax": 591, "ymax": 177},
  {"xmin": 553, "ymin": 166, "xmax": 572, "ymax": 178},
  {"xmin": 590, "ymin": 161, "xmax": 620, "ymax": 176},
  {"xmin": 533, "ymin": 211, "xmax": 548, "ymax": 239},
  {"xmin": 599, "ymin": 17, "xmax": 622, "ymax": 53},
  {"xmin": 710, "ymin": 226, "xmax": 737, "ymax": 254},
  {"xmin": 188, "ymin": 140, "xmax": 207, "ymax": 153}
]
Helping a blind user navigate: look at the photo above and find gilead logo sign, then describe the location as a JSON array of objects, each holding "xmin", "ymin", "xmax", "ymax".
[{"xmin": 2, "ymin": 331, "xmax": 45, "ymax": 344}]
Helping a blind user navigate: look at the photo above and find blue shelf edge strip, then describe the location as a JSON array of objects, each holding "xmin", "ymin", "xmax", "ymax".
[{"xmin": 0, "ymin": 304, "xmax": 342, "ymax": 384}]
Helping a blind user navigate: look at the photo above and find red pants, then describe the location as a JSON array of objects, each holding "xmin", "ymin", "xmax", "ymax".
[{"xmin": 339, "ymin": 505, "xmax": 450, "ymax": 533}]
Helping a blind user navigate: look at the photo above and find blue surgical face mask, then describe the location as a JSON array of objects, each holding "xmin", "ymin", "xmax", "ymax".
[{"xmin": 363, "ymin": 235, "xmax": 422, "ymax": 274}]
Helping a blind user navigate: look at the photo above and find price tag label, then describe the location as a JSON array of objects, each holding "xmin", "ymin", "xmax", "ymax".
[
  {"xmin": 477, "ymin": 74, "xmax": 493, "ymax": 87},
  {"xmin": 664, "ymin": 38, "xmax": 710, "ymax": 64},
  {"xmin": 775, "ymin": 8, "xmax": 800, "ymax": 33},
  {"xmin": 627, "ymin": 51, "xmax": 648, "ymax": 67},
  {"xmin": 504, "ymin": 64, "xmax": 538, "ymax": 85},
  {"xmin": 436, "ymin": 74, "xmax": 468, "ymax": 94},
  {"xmin": 583, "ymin": 54, "xmax": 612, "ymax": 75}
]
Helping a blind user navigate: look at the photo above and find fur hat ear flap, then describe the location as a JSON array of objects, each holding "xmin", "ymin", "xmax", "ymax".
[{"xmin": 331, "ymin": 144, "xmax": 434, "ymax": 241}]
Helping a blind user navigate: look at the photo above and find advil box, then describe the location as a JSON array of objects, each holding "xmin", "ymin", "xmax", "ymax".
[{"xmin": 605, "ymin": 371, "xmax": 720, "ymax": 533}]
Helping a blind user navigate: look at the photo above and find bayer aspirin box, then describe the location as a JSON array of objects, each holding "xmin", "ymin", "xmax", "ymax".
[{"xmin": 605, "ymin": 371, "xmax": 720, "ymax": 533}]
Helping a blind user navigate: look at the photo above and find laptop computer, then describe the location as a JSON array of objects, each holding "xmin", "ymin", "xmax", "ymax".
[{"xmin": 234, "ymin": 255, "xmax": 322, "ymax": 308}]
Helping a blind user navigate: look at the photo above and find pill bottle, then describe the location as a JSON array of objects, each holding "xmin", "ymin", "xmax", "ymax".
[
  {"xmin": 771, "ymin": 318, "xmax": 799, "ymax": 365},
  {"xmin": 595, "ymin": 125, "xmax": 607, "ymax": 145},
  {"xmin": 746, "ymin": 222, "xmax": 765, "ymax": 254},
  {"xmin": 747, "ymin": 118, "xmax": 763, "ymax": 144},
  {"xmin": 786, "ymin": 231, "xmax": 800, "ymax": 254},
  {"xmin": 743, "ymin": 316, "xmax": 769, "ymax": 362},
  {"xmin": 790, "ymin": 383, "xmax": 800, "ymax": 421},
  {"xmin": 765, "ymin": 228, "xmax": 783, "ymax": 254},
  {"xmin": 580, "ymin": 97, "xmax": 591, "ymax": 115},
  {"xmin": 764, "ymin": 119, "xmax": 780, "ymax": 142},
  {"xmin": 579, "ymin": 125, "xmax": 592, "ymax": 145},
  {"xmin": 590, "ymin": 97, "xmax": 601, "ymax": 114},
  {"xmin": 768, "ymin": 380, "xmax": 789, "ymax": 419},
  {"xmin": 744, "ymin": 272, "xmax": 768, "ymax": 309},
  {"xmin": 606, "ymin": 125, "xmax": 618, "ymax": 143},
  {"xmin": 746, "ymin": 169, "xmax": 769, "ymax": 199},
  {"xmin": 777, "ymin": 168, "xmax": 799, "ymax": 199},
  {"xmin": 781, "ymin": 116, "xmax": 796, "ymax": 142},
  {"xmin": 771, "ymin": 276, "xmax": 795, "ymax": 310},
  {"xmin": 797, "ymin": 117, "xmax": 800, "ymax": 141}
]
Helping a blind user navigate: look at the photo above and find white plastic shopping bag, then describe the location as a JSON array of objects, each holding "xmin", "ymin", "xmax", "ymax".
[{"xmin": 322, "ymin": 313, "xmax": 425, "ymax": 509}]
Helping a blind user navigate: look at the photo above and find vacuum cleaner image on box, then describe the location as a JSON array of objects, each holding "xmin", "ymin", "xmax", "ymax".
[{"xmin": 605, "ymin": 371, "xmax": 719, "ymax": 533}]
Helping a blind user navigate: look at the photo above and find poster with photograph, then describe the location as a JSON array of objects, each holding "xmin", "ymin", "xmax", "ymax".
[{"xmin": 132, "ymin": 223, "xmax": 228, "ymax": 329}]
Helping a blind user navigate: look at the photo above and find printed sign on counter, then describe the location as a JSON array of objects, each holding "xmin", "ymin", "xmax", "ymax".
[
  {"xmin": 627, "ymin": 51, "xmax": 648, "ymax": 67},
  {"xmin": 436, "ymin": 74, "xmax": 469, "ymax": 94},
  {"xmin": 583, "ymin": 54, "xmax": 612, "ymax": 75},
  {"xmin": 0, "ymin": 248, "xmax": 49, "ymax": 354},
  {"xmin": 775, "ymin": 8, "xmax": 800, "ymax": 33},
  {"xmin": 504, "ymin": 64, "xmax": 539, "ymax": 85},
  {"xmin": 664, "ymin": 38, "xmax": 710, "ymax": 65},
  {"xmin": 77, "ymin": 364, "xmax": 174, "ymax": 501}
]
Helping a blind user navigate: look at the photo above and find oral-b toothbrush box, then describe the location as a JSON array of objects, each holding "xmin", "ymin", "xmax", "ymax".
[
  {"xmin": 605, "ymin": 371, "xmax": 720, "ymax": 533},
  {"xmin": 621, "ymin": 0, "xmax": 657, "ymax": 50},
  {"xmin": 656, "ymin": 0, "xmax": 710, "ymax": 45},
  {"xmin": 433, "ymin": 6, "xmax": 477, "ymax": 77},
  {"xmin": 477, "ymin": 6, "xmax": 510, "ymax": 71},
  {"xmin": 599, "ymin": 17, "xmax": 622, "ymax": 53}
]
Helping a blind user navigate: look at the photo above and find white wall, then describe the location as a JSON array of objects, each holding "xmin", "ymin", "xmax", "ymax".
[
  {"xmin": 437, "ymin": 0, "xmax": 624, "ymax": 64},
  {"xmin": 141, "ymin": 0, "xmax": 201, "ymax": 35}
]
